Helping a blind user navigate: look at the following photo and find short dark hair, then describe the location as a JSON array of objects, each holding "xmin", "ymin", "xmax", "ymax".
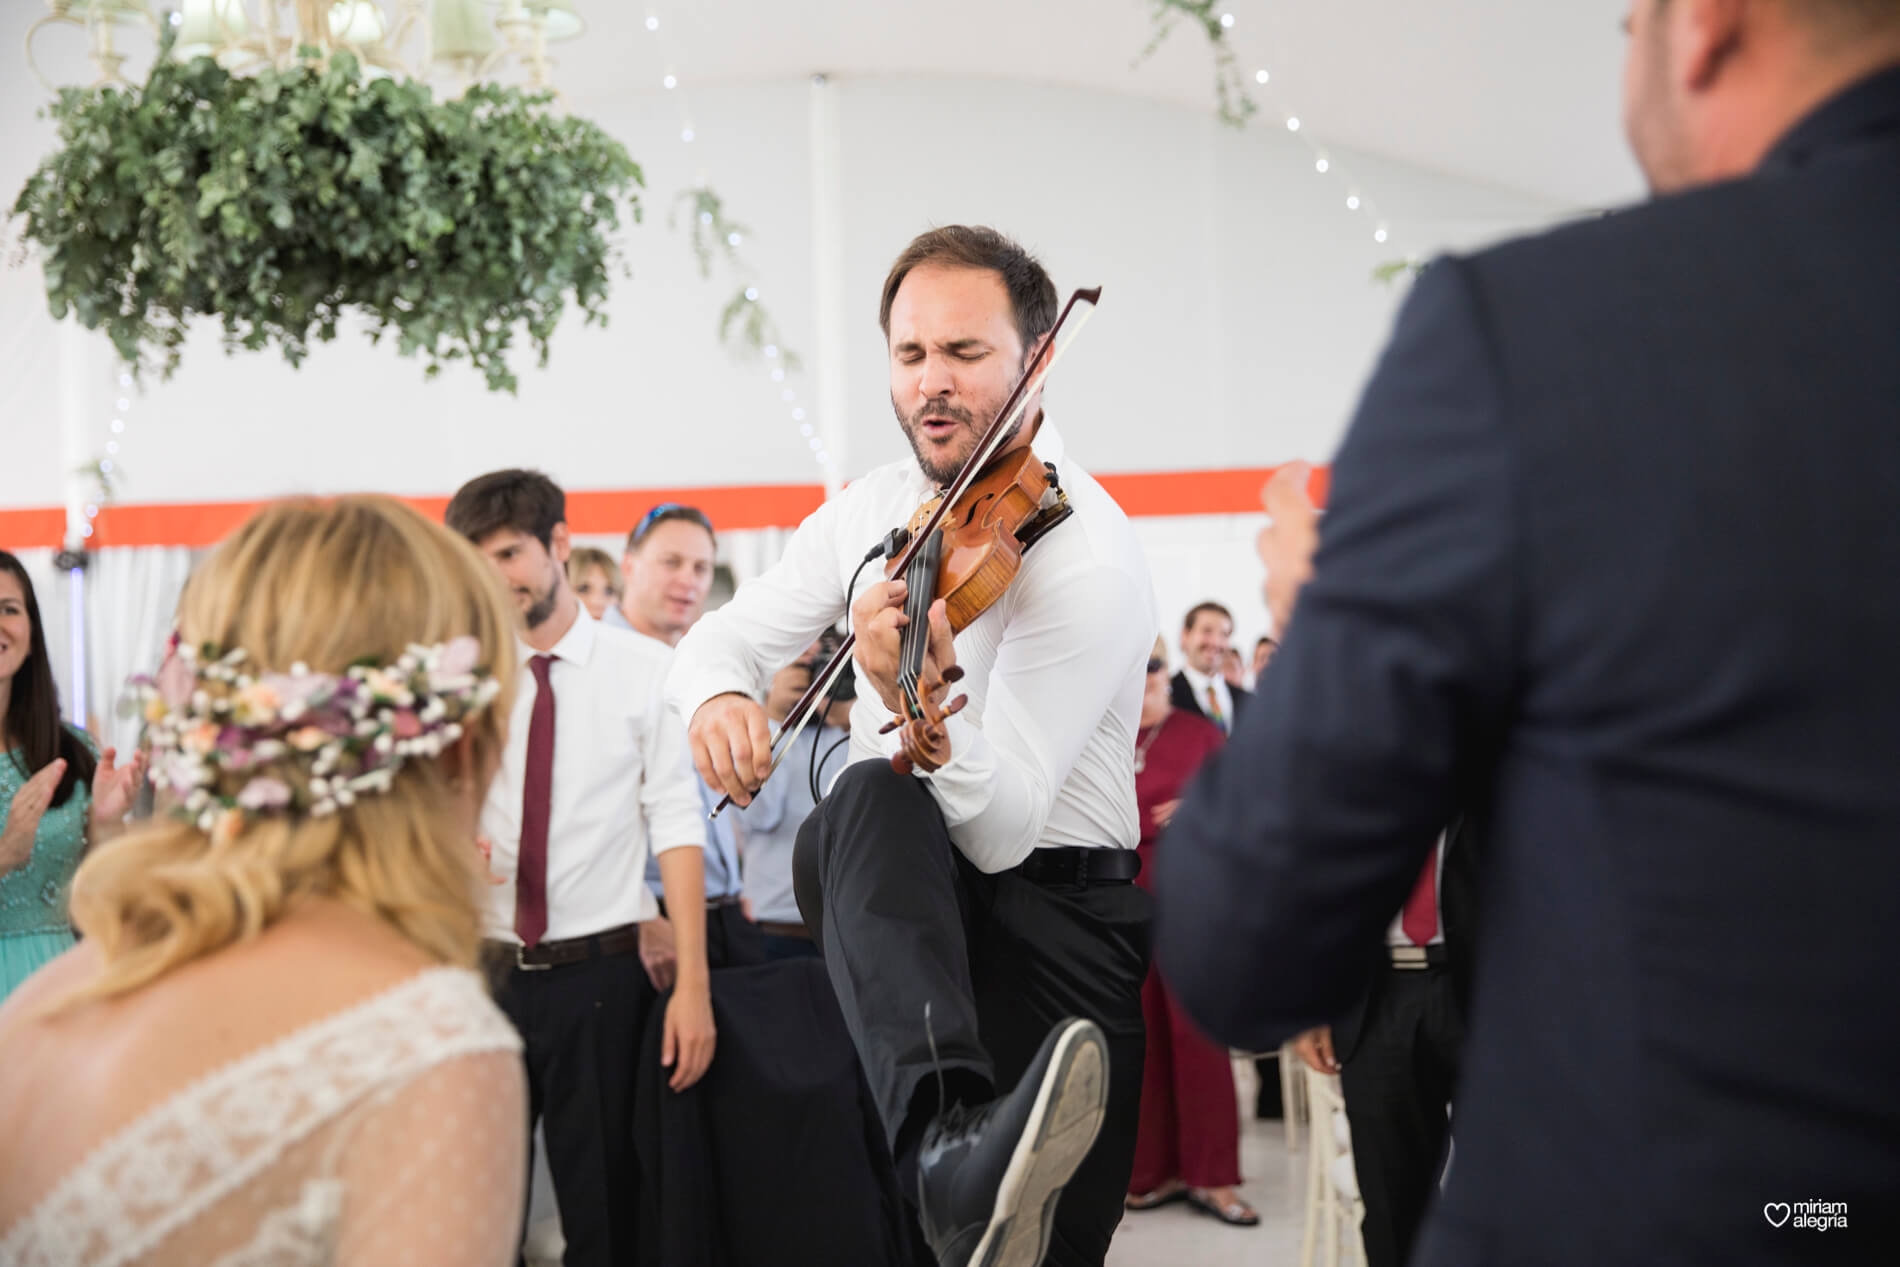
[
  {"xmin": 626, "ymin": 503, "xmax": 716, "ymax": 554},
  {"xmin": 1256, "ymin": 635, "xmax": 1279, "ymax": 650},
  {"xmin": 880, "ymin": 225, "xmax": 1059, "ymax": 352},
  {"xmin": 445, "ymin": 469, "xmax": 565, "ymax": 548},
  {"xmin": 1183, "ymin": 601, "xmax": 1233, "ymax": 632}
]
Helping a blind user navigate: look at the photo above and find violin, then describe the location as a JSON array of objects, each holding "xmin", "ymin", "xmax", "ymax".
[{"xmin": 710, "ymin": 286, "xmax": 1101, "ymax": 817}]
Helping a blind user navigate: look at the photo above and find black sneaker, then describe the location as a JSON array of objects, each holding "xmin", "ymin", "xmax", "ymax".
[{"xmin": 914, "ymin": 1017, "xmax": 1109, "ymax": 1267}]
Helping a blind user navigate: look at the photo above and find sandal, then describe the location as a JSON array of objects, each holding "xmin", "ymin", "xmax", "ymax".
[
  {"xmin": 1186, "ymin": 1188, "xmax": 1260, "ymax": 1227},
  {"xmin": 1124, "ymin": 1183, "xmax": 1188, "ymax": 1211}
]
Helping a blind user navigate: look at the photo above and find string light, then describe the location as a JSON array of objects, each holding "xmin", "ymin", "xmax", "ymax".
[
  {"xmin": 648, "ymin": 9, "xmax": 830, "ymax": 480},
  {"xmin": 1219, "ymin": 13, "xmax": 1235, "ymax": 29},
  {"xmin": 1230, "ymin": 31, "xmax": 1414, "ymax": 261}
]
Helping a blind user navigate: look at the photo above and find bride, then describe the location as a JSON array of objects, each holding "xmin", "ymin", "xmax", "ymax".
[{"xmin": 0, "ymin": 496, "xmax": 528, "ymax": 1265}]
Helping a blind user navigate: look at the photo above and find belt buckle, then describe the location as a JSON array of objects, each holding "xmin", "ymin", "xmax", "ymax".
[
  {"xmin": 1389, "ymin": 945, "xmax": 1429, "ymax": 970},
  {"xmin": 515, "ymin": 942, "xmax": 553, "ymax": 972}
]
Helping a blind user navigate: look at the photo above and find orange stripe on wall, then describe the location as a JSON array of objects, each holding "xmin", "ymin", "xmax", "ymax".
[{"xmin": 0, "ymin": 468, "xmax": 1327, "ymax": 551}]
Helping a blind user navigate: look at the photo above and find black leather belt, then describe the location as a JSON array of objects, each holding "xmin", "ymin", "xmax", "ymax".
[
  {"xmin": 1016, "ymin": 847, "xmax": 1141, "ymax": 887},
  {"xmin": 758, "ymin": 920, "xmax": 813, "ymax": 941},
  {"xmin": 488, "ymin": 920, "xmax": 643, "ymax": 972}
]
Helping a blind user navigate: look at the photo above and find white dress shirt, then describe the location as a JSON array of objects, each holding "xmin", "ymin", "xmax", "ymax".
[
  {"xmin": 481, "ymin": 610, "xmax": 706, "ymax": 943},
  {"xmin": 666, "ymin": 422, "xmax": 1157, "ymax": 874},
  {"xmin": 1179, "ymin": 663, "xmax": 1236, "ymax": 733}
]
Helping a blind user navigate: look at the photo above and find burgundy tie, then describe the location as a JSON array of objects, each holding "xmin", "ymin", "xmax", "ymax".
[
  {"xmin": 514, "ymin": 654, "xmax": 557, "ymax": 947},
  {"xmin": 1401, "ymin": 839, "xmax": 1441, "ymax": 947}
]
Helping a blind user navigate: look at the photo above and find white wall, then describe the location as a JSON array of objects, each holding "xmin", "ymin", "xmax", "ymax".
[{"xmin": 1, "ymin": 66, "xmax": 1568, "ymax": 514}]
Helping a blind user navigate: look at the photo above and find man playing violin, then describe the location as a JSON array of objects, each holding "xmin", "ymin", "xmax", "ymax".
[{"xmin": 665, "ymin": 225, "xmax": 1156, "ymax": 1267}]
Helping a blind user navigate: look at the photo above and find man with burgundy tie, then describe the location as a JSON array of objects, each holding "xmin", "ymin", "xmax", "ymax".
[
  {"xmin": 1168, "ymin": 602, "xmax": 1249, "ymax": 735},
  {"xmin": 447, "ymin": 469, "xmax": 718, "ymax": 1266},
  {"xmin": 1289, "ymin": 818, "xmax": 1481, "ymax": 1267}
]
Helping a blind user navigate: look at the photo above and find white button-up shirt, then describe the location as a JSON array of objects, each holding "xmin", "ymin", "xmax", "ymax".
[
  {"xmin": 665, "ymin": 422, "xmax": 1156, "ymax": 873},
  {"xmin": 481, "ymin": 610, "xmax": 706, "ymax": 943}
]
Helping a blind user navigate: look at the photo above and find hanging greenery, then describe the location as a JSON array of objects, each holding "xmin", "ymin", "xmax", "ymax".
[
  {"xmin": 1136, "ymin": 0, "xmax": 1258, "ymax": 128},
  {"xmin": 1372, "ymin": 258, "xmax": 1426, "ymax": 286},
  {"xmin": 9, "ymin": 42, "xmax": 644, "ymax": 393},
  {"xmin": 672, "ymin": 185, "xmax": 801, "ymax": 372}
]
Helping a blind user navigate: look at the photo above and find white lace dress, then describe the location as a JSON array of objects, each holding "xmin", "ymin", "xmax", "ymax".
[{"xmin": 0, "ymin": 968, "xmax": 526, "ymax": 1266}]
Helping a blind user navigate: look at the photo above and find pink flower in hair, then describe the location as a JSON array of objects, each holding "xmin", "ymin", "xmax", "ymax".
[
  {"xmin": 156, "ymin": 652, "xmax": 195, "ymax": 711},
  {"xmin": 437, "ymin": 636, "xmax": 481, "ymax": 678},
  {"xmin": 236, "ymin": 777, "xmax": 293, "ymax": 811}
]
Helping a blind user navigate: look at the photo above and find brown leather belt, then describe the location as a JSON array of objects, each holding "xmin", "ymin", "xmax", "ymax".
[
  {"xmin": 758, "ymin": 920, "xmax": 812, "ymax": 941},
  {"xmin": 489, "ymin": 920, "xmax": 643, "ymax": 972}
]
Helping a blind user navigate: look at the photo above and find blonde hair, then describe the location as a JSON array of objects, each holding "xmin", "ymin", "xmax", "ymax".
[
  {"xmin": 567, "ymin": 545, "xmax": 622, "ymax": 597},
  {"xmin": 62, "ymin": 496, "xmax": 518, "ymax": 1008}
]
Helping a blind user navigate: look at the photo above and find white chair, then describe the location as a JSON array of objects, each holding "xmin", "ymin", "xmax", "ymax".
[
  {"xmin": 1279, "ymin": 1040, "xmax": 1309, "ymax": 1153},
  {"xmin": 1300, "ymin": 1066, "xmax": 1368, "ymax": 1267}
]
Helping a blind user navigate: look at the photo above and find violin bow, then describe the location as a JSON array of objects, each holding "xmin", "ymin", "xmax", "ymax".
[{"xmin": 710, "ymin": 286, "xmax": 1102, "ymax": 819}]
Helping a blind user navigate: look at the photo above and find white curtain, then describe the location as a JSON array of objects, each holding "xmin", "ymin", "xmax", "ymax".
[{"xmin": 84, "ymin": 547, "xmax": 196, "ymax": 753}]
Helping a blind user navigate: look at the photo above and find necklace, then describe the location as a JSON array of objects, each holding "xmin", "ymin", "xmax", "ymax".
[{"xmin": 1134, "ymin": 717, "xmax": 1165, "ymax": 773}]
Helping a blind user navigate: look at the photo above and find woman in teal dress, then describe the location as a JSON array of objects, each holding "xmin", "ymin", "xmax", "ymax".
[{"xmin": 1, "ymin": 551, "xmax": 144, "ymax": 1001}]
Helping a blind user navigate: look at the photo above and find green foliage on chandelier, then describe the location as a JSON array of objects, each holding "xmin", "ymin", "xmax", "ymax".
[
  {"xmin": 672, "ymin": 186, "xmax": 802, "ymax": 373},
  {"xmin": 9, "ymin": 43, "xmax": 644, "ymax": 393},
  {"xmin": 1137, "ymin": 0, "xmax": 1258, "ymax": 128}
]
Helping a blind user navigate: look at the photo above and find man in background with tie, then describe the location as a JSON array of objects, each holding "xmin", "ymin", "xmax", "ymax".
[
  {"xmin": 606, "ymin": 501, "xmax": 766, "ymax": 978},
  {"xmin": 448, "ymin": 469, "xmax": 717, "ymax": 1266},
  {"xmin": 1169, "ymin": 602, "xmax": 1248, "ymax": 734},
  {"xmin": 1289, "ymin": 819, "xmax": 1481, "ymax": 1267}
]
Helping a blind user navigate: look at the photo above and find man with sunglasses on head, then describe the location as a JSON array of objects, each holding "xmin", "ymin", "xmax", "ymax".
[
  {"xmin": 666, "ymin": 225, "xmax": 1156, "ymax": 1267},
  {"xmin": 608, "ymin": 503, "xmax": 764, "ymax": 978}
]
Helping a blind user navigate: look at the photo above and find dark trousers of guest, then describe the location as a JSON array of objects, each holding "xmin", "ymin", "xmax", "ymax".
[
  {"xmin": 761, "ymin": 929, "xmax": 822, "ymax": 961},
  {"xmin": 705, "ymin": 898, "xmax": 767, "ymax": 970},
  {"xmin": 793, "ymin": 761, "xmax": 1151, "ymax": 1267},
  {"xmin": 493, "ymin": 948, "xmax": 656, "ymax": 1267},
  {"xmin": 1338, "ymin": 965, "xmax": 1464, "ymax": 1267},
  {"xmin": 1128, "ymin": 968, "xmax": 1242, "ymax": 1194}
]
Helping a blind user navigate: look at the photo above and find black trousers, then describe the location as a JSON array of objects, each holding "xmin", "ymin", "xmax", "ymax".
[
  {"xmin": 793, "ymin": 761, "xmax": 1151, "ymax": 1267},
  {"xmin": 1339, "ymin": 965, "xmax": 1464, "ymax": 1267},
  {"xmin": 493, "ymin": 949, "xmax": 656, "ymax": 1267}
]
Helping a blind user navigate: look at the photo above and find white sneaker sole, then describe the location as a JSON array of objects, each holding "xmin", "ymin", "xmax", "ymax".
[{"xmin": 965, "ymin": 1020, "xmax": 1109, "ymax": 1267}]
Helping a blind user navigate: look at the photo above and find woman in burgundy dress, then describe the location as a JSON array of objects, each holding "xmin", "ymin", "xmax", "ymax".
[{"xmin": 1126, "ymin": 638, "xmax": 1259, "ymax": 1226}]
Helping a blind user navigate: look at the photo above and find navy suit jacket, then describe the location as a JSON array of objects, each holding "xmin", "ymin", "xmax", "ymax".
[{"xmin": 1157, "ymin": 68, "xmax": 1900, "ymax": 1266}]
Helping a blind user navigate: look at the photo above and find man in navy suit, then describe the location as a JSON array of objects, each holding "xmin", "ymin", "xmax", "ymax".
[{"xmin": 1157, "ymin": 2, "xmax": 1900, "ymax": 1263}]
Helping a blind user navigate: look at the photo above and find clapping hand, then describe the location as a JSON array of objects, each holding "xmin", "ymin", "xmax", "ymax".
[
  {"xmin": 90, "ymin": 746, "xmax": 148, "ymax": 828},
  {"xmin": 1258, "ymin": 463, "xmax": 1321, "ymax": 637},
  {"xmin": 2, "ymin": 760, "xmax": 66, "ymax": 873}
]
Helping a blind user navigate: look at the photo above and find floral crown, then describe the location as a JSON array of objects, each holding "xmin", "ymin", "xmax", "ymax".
[{"xmin": 127, "ymin": 633, "xmax": 503, "ymax": 837}]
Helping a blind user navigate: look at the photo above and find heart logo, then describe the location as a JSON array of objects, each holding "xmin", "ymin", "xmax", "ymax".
[{"xmin": 1764, "ymin": 1203, "xmax": 1791, "ymax": 1228}]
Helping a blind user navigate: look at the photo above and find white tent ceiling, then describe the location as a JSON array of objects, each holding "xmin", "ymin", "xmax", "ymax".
[
  {"xmin": 551, "ymin": 0, "xmax": 1645, "ymax": 209},
  {"xmin": 8, "ymin": 1, "xmax": 1645, "ymax": 210}
]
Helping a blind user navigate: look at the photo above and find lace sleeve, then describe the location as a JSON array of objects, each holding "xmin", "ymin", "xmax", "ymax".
[{"xmin": 329, "ymin": 1048, "xmax": 528, "ymax": 1265}]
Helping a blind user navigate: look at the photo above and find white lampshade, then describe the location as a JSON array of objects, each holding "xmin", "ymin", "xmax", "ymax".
[
  {"xmin": 432, "ymin": 0, "xmax": 494, "ymax": 59},
  {"xmin": 328, "ymin": 0, "xmax": 386, "ymax": 46},
  {"xmin": 174, "ymin": 0, "xmax": 248, "ymax": 56},
  {"xmin": 82, "ymin": 0, "xmax": 154, "ymax": 24},
  {"xmin": 529, "ymin": 0, "xmax": 583, "ymax": 42}
]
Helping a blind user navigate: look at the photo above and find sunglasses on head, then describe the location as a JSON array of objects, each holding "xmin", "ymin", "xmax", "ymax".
[{"xmin": 631, "ymin": 502, "xmax": 714, "ymax": 547}]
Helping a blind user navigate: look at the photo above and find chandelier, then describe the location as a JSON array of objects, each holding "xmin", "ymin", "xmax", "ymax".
[{"xmin": 26, "ymin": 0, "xmax": 586, "ymax": 94}]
